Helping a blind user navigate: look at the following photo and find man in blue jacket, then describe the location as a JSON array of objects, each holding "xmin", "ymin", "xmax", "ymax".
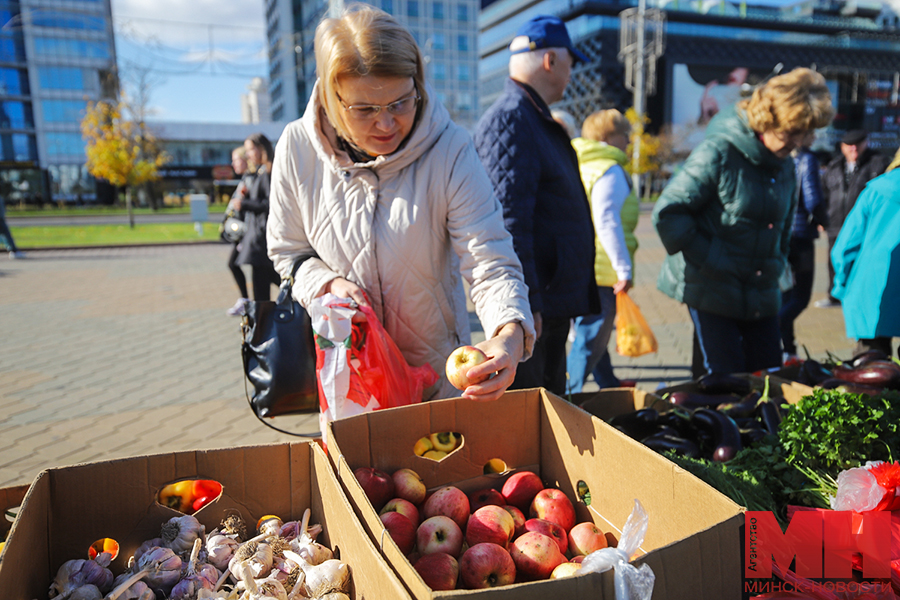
[{"xmin": 474, "ymin": 15, "xmax": 600, "ymax": 395}]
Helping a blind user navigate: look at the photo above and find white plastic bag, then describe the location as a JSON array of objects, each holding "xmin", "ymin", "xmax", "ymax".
[
  {"xmin": 830, "ymin": 461, "xmax": 887, "ymax": 512},
  {"xmin": 308, "ymin": 293, "xmax": 380, "ymax": 440},
  {"xmin": 580, "ymin": 499, "xmax": 655, "ymax": 600}
]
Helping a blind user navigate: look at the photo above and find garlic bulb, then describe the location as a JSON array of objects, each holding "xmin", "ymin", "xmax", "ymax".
[
  {"xmin": 106, "ymin": 546, "xmax": 182, "ymax": 600},
  {"xmin": 68, "ymin": 585, "xmax": 102, "ymax": 600},
  {"xmin": 317, "ymin": 593, "xmax": 351, "ymax": 600},
  {"xmin": 161, "ymin": 514, "xmax": 206, "ymax": 555},
  {"xmin": 282, "ymin": 552, "xmax": 349, "ymax": 599},
  {"xmin": 108, "ymin": 581, "xmax": 155, "ymax": 600},
  {"xmin": 238, "ymin": 563, "xmax": 288, "ymax": 600},
  {"xmin": 207, "ymin": 532, "xmax": 240, "ymax": 570},
  {"xmin": 258, "ymin": 516, "xmax": 284, "ymax": 539},
  {"xmin": 170, "ymin": 539, "xmax": 219, "ymax": 600},
  {"xmin": 48, "ymin": 552, "xmax": 114, "ymax": 598},
  {"xmin": 288, "ymin": 509, "xmax": 332, "ymax": 567},
  {"xmin": 229, "ymin": 541, "xmax": 274, "ymax": 580}
]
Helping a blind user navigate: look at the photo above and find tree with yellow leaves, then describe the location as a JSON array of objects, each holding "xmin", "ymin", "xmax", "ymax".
[
  {"xmin": 81, "ymin": 99, "xmax": 168, "ymax": 228},
  {"xmin": 623, "ymin": 108, "xmax": 673, "ymax": 199}
]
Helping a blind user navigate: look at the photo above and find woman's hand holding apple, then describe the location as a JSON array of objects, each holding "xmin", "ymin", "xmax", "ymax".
[{"xmin": 461, "ymin": 322, "xmax": 524, "ymax": 403}]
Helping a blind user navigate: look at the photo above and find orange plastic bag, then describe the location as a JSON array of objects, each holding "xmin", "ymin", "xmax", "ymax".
[{"xmin": 615, "ymin": 292, "xmax": 658, "ymax": 357}]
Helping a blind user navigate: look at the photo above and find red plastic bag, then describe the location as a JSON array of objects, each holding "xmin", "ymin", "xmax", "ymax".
[{"xmin": 348, "ymin": 304, "xmax": 438, "ymax": 409}]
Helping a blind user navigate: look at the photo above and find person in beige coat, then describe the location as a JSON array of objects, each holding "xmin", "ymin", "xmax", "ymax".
[{"xmin": 267, "ymin": 5, "xmax": 535, "ymax": 402}]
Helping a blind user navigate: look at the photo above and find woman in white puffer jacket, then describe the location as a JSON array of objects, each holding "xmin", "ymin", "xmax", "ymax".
[{"xmin": 267, "ymin": 5, "xmax": 535, "ymax": 402}]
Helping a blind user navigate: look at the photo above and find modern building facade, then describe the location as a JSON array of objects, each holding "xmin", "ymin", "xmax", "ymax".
[
  {"xmin": 241, "ymin": 76, "xmax": 272, "ymax": 124},
  {"xmin": 479, "ymin": 0, "xmax": 900, "ymax": 155},
  {"xmin": 264, "ymin": 0, "xmax": 481, "ymax": 130},
  {"xmin": 0, "ymin": 0, "xmax": 117, "ymax": 204}
]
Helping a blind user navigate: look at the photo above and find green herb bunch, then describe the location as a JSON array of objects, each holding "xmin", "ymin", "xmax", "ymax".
[{"xmin": 779, "ymin": 388, "xmax": 900, "ymax": 472}]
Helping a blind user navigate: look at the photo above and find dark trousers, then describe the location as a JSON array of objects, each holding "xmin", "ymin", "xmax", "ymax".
[
  {"xmin": 779, "ymin": 237, "xmax": 816, "ymax": 355},
  {"xmin": 826, "ymin": 233, "xmax": 838, "ymax": 302},
  {"xmin": 510, "ymin": 316, "xmax": 570, "ymax": 396},
  {"xmin": 0, "ymin": 216, "xmax": 18, "ymax": 252},
  {"xmin": 227, "ymin": 244, "xmax": 249, "ymax": 299},
  {"xmin": 251, "ymin": 261, "xmax": 280, "ymax": 302},
  {"xmin": 689, "ymin": 307, "xmax": 782, "ymax": 375},
  {"xmin": 857, "ymin": 338, "xmax": 896, "ymax": 359}
]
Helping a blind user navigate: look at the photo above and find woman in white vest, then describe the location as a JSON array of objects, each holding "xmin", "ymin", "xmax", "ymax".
[{"xmin": 566, "ymin": 110, "xmax": 640, "ymax": 393}]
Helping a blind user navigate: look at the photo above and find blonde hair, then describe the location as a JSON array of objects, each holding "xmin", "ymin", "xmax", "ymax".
[
  {"xmin": 315, "ymin": 4, "xmax": 428, "ymax": 142},
  {"xmin": 581, "ymin": 109, "xmax": 631, "ymax": 142},
  {"xmin": 887, "ymin": 146, "xmax": 900, "ymax": 173},
  {"xmin": 232, "ymin": 146, "xmax": 247, "ymax": 159},
  {"xmin": 740, "ymin": 67, "xmax": 834, "ymax": 134}
]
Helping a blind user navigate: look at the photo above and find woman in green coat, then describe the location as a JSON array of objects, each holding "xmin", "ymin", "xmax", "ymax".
[{"xmin": 653, "ymin": 68, "xmax": 834, "ymax": 375}]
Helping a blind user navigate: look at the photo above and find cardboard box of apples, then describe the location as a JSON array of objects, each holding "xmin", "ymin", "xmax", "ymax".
[{"xmin": 327, "ymin": 388, "xmax": 745, "ymax": 600}]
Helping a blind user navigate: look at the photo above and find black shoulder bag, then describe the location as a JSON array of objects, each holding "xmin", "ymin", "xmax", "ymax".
[{"xmin": 241, "ymin": 257, "xmax": 319, "ymax": 436}]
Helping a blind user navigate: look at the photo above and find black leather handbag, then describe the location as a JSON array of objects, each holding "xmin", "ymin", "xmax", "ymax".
[{"xmin": 241, "ymin": 263, "xmax": 319, "ymax": 436}]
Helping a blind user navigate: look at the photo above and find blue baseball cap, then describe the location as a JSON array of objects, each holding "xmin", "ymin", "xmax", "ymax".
[{"xmin": 509, "ymin": 15, "xmax": 589, "ymax": 64}]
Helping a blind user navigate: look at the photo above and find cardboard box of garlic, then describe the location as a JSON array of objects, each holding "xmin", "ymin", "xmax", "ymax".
[{"xmin": 0, "ymin": 442, "xmax": 413, "ymax": 600}]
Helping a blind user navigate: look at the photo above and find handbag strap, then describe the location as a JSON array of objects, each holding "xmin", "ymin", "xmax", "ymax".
[{"xmin": 241, "ymin": 370, "xmax": 320, "ymax": 438}]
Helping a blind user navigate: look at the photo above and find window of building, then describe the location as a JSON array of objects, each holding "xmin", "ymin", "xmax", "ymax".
[
  {"xmin": 0, "ymin": 35, "xmax": 26, "ymax": 62},
  {"xmin": 407, "ymin": 0, "xmax": 419, "ymax": 18},
  {"xmin": 0, "ymin": 133, "xmax": 37, "ymax": 161},
  {"xmin": 32, "ymin": 12, "xmax": 106, "ymax": 31},
  {"xmin": 432, "ymin": 1, "xmax": 443, "ymax": 19},
  {"xmin": 457, "ymin": 92, "xmax": 473, "ymax": 111},
  {"xmin": 382, "ymin": 0, "xmax": 393, "ymax": 13},
  {"xmin": 38, "ymin": 67, "xmax": 86, "ymax": 91},
  {"xmin": 457, "ymin": 34, "xmax": 468, "ymax": 52},
  {"xmin": 457, "ymin": 3, "xmax": 468, "ymax": 21},
  {"xmin": 42, "ymin": 100, "xmax": 86, "ymax": 123},
  {"xmin": 34, "ymin": 37, "xmax": 110, "ymax": 59},
  {"xmin": 457, "ymin": 63, "xmax": 471, "ymax": 81},
  {"xmin": 433, "ymin": 62, "xmax": 446, "ymax": 80},
  {"xmin": 0, "ymin": 101, "xmax": 34, "ymax": 129},
  {"xmin": 48, "ymin": 164, "xmax": 93, "ymax": 199},
  {"xmin": 0, "ymin": 68, "xmax": 29, "ymax": 95},
  {"xmin": 44, "ymin": 132, "xmax": 84, "ymax": 156},
  {"xmin": 432, "ymin": 33, "xmax": 445, "ymax": 50}
]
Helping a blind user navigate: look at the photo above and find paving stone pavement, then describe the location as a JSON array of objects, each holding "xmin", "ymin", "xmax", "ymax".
[{"xmin": 0, "ymin": 214, "xmax": 853, "ymax": 488}]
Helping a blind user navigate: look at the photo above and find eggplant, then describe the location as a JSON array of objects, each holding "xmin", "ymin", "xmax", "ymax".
[
  {"xmin": 819, "ymin": 378, "xmax": 884, "ymax": 396},
  {"xmin": 655, "ymin": 410, "xmax": 696, "ymax": 438},
  {"xmin": 717, "ymin": 392, "xmax": 761, "ymax": 419},
  {"xmin": 849, "ymin": 349, "xmax": 889, "ymax": 369},
  {"xmin": 697, "ymin": 373, "xmax": 753, "ymax": 396},
  {"xmin": 690, "ymin": 408, "xmax": 743, "ymax": 462},
  {"xmin": 832, "ymin": 361, "xmax": 900, "ymax": 390},
  {"xmin": 740, "ymin": 427, "xmax": 769, "ymax": 446},
  {"xmin": 797, "ymin": 359, "xmax": 833, "ymax": 386},
  {"xmin": 667, "ymin": 391, "xmax": 741, "ymax": 410},
  {"xmin": 608, "ymin": 408, "xmax": 660, "ymax": 440},
  {"xmin": 756, "ymin": 401, "xmax": 782, "ymax": 436},
  {"xmin": 640, "ymin": 433, "xmax": 702, "ymax": 459}
]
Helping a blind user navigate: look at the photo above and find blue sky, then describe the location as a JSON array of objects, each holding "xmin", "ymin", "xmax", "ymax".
[{"xmin": 111, "ymin": 0, "xmax": 267, "ymax": 123}]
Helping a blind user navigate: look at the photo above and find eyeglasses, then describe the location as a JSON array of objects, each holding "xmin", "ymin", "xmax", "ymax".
[{"xmin": 337, "ymin": 91, "xmax": 420, "ymax": 121}]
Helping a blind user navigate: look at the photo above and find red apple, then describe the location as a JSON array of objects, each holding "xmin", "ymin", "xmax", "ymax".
[
  {"xmin": 465, "ymin": 505, "xmax": 515, "ymax": 549},
  {"xmin": 501, "ymin": 505, "xmax": 526, "ymax": 539},
  {"xmin": 530, "ymin": 488, "xmax": 576, "ymax": 532},
  {"xmin": 568, "ymin": 522, "xmax": 608, "ymax": 556},
  {"xmin": 414, "ymin": 552, "xmax": 459, "ymax": 591},
  {"xmin": 423, "ymin": 486, "xmax": 470, "ymax": 530},
  {"xmin": 468, "ymin": 488, "xmax": 505, "ymax": 512},
  {"xmin": 550, "ymin": 562, "xmax": 582, "ymax": 579},
  {"xmin": 392, "ymin": 468, "xmax": 426, "ymax": 505},
  {"xmin": 509, "ymin": 531, "xmax": 566, "ymax": 581},
  {"xmin": 417, "ymin": 515, "xmax": 464, "ymax": 557},
  {"xmin": 523, "ymin": 518, "xmax": 567, "ymax": 555},
  {"xmin": 458, "ymin": 543, "xmax": 517, "ymax": 589},
  {"xmin": 354, "ymin": 467, "xmax": 395, "ymax": 511},
  {"xmin": 571, "ymin": 555, "xmax": 585, "ymax": 564},
  {"xmin": 380, "ymin": 497, "xmax": 420, "ymax": 528},
  {"xmin": 501, "ymin": 471, "xmax": 544, "ymax": 512},
  {"xmin": 446, "ymin": 345, "xmax": 489, "ymax": 390},
  {"xmin": 381, "ymin": 511, "xmax": 416, "ymax": 555}
]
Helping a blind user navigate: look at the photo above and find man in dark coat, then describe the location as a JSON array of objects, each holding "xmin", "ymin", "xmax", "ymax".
[
  {"xmin": 816, "ymin": 129, "xmax": 888, "ymax": 307},
  {"xmin": 474, "ymin": 15, "xmax": 600, "ymax": 395}
]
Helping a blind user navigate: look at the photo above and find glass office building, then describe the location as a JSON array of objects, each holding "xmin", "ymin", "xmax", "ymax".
[
  {"xmin": 265, "ymin": 0, "xmax": 481, "ymax": 130},
  {"xmin": 479, "ymin": 0, "xmax": 900, "ymax": 153},
  {"xmin": 0, "ymin": 0, "xmax": 117, "ymax": 203}
]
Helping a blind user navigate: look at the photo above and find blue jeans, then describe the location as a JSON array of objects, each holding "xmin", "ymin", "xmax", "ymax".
[
  {"xmin": 566, "ymin": 287, "xmax": 620, "ymax": 393},
  {"xmin": 689, "ymin": 307, "xmax": 782, "ymax": 375}
]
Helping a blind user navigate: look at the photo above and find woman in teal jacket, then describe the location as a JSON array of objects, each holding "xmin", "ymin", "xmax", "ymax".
[
  {"xmin": 831, "ymin": 148, "xmax": 900, "ymax": 358},
  {"xmin": 653, "ymin": 68, "xmax": 834, "ymax": 375}
]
